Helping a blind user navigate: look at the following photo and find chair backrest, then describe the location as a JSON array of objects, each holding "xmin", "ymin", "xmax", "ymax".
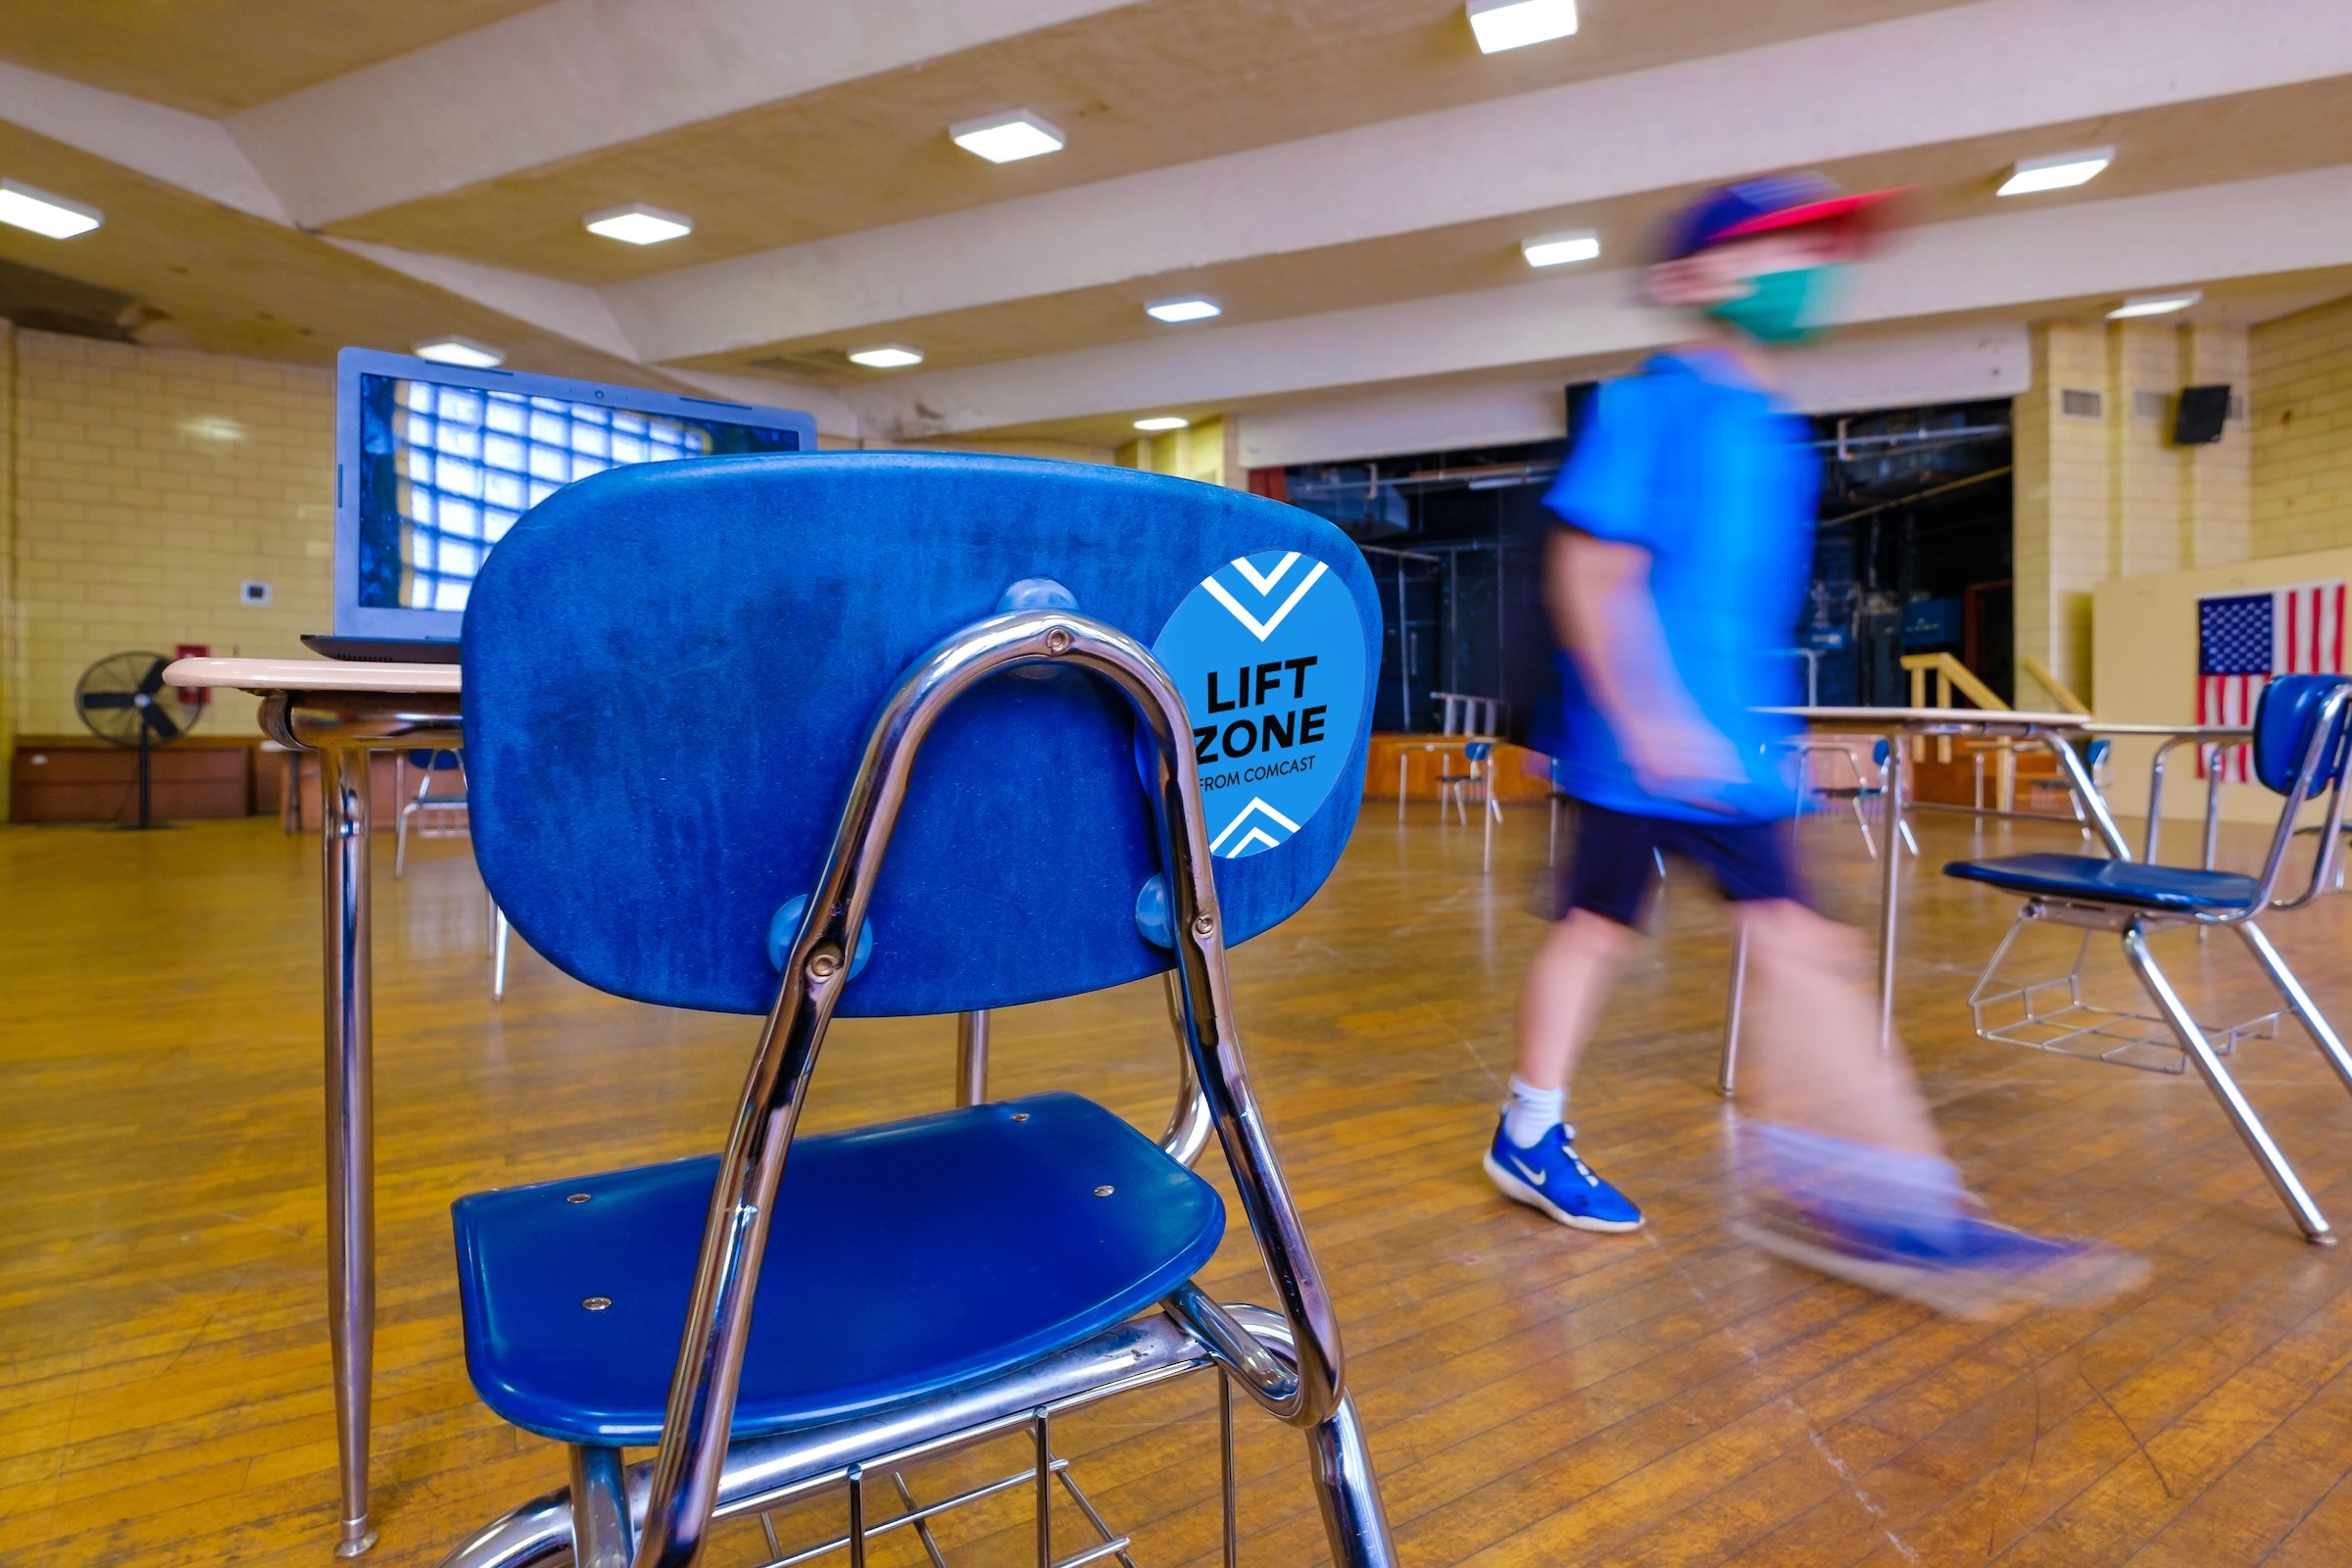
[
  {"xmin": 462, "ymin": 453, "xmax": 1382, "ymax": 1017},
  {"xmin": 2254, "ymin": 674, "xmax": 2352, "ymax": 798},
  {"xmin": 1464, "ymin": 740, "xmax": 1493, "ymax": 762},
  {"xmin": 407, "ymin": 749, "xmax": 463, "ymax": 770}
]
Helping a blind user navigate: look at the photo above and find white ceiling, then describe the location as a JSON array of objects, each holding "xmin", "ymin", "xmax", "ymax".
[{"xmin": 3, "ymin": 0, "xmax": 2349, "ymax": 457}]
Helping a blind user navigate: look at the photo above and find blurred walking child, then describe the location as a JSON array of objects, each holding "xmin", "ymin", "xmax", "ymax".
[{"xmin": 1483, "ymin": 175, "xmax": 2143, "ymax": 1316}]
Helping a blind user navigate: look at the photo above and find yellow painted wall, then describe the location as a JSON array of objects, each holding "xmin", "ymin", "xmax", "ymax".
[
  {"xmin": 2252, "ymin": 294, "xmax": 2352, "ymax": 558},
  {"xmin": 4, "ymin": 329, "xmax": 334, "ymax": 750},
  {"xmin": 2015, "ymin": 320, "xmax": 2252, "ymax": 710},
  {"xmin": 2091, "ymin": 543, "xmax": 2352, "ymax": 827},
  {"xmin": 1116, "ymin": 416, "xmax": 1240, "ymax": 487},
  {"xmin": 883, "ymin": 434, "xmax": 1118, "ymax": 466},
  {"xmin": 2013, "ymin": 322, "xmax": 2107, "ymax": 706},
  {"xmin": 1, "ymin": 324, "xmax": 15, "ymax": 803}
]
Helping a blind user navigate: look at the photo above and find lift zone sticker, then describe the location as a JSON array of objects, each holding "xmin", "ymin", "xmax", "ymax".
[{"xmin": 1152, "ymin": 551, "xmax": 1365, "ymax": 859}]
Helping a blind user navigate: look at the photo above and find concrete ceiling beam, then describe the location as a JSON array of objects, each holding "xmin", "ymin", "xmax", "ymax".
[
  {"xmin": 226, "ymin": 0, "xmax": 1148, "ymax": 227},
  {"xmin": 0, "ymin": 59, "xmax": 291, "ymax": 225},
  {"xmin": 846, "ymin": 163, "xmax": 2352, "ymax": 437},
  {"xmin": 609, "ymin": 0, "xmax": 2352, "ymax": 363}
]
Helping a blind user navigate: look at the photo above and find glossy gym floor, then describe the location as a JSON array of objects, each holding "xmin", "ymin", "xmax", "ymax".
[{"xmin": 10, "ymin": 803, "xmax": 2352, "ymax": 1567}]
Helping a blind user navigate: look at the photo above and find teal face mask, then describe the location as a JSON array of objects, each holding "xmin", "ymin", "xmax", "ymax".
[{"xmin": 1708, "ymin": 264, "xmax": 1849, "ymax": 344}]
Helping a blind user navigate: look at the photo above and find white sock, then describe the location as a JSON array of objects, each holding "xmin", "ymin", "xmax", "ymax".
[{"xmin": 1502, "ymin": 1077, "xmax": 1566, "ymax": 1148}]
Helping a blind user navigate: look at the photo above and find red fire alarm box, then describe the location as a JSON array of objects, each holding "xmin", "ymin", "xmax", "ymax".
[{"xmin": 174, "ymin": 643, "xmax": 211, "ymax": 707}]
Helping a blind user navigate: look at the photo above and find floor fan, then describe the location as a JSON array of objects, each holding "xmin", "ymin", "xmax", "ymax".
[{"xmin": 75, "ymin": 651, "xmax": 197, "ymax": 829}]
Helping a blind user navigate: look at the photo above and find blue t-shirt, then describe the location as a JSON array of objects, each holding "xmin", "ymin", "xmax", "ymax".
[{"xmin": 1536, "ymin": 353, "xmax": 1815, "ymax": 824}]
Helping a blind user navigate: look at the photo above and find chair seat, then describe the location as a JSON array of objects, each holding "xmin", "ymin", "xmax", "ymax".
[
  {"xmin": 1943, "ymin": 853, "xmax": 2260, "ymax": 913},
  {"xmin": 452, "ymin": 1092, "xmax": 1225, "ymax": 1446}
]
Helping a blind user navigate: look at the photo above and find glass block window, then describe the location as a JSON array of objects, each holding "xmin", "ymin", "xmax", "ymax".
[{"xmin": 390, "ymin": 382, "xmax": 714, "ymax": 611}]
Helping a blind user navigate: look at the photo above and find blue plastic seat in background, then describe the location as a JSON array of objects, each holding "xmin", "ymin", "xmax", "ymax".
[
  {"xmin": 393, "ymin": 747, "xmax": 467, "ymax": 877},
  {"xmin": 1944, "ymin": 673, "xmax": 2352, "ymax": 1243},
  {"xmin": 440, "ymin": 453, "xmax": 1396, "ymax": 1568}
]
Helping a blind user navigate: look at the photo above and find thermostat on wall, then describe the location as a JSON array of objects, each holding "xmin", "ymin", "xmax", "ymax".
[{"xmin": 240, "ymin": 580, "xmax": 272, "ymax": 606}]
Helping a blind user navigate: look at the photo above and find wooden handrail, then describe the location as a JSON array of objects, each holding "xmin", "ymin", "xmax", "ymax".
[
  {"xmin": 1899, "ymin": 652, "xmax": 2009, "ymax": 712},
  {"xmin": 2018, "ymin": 655, "xmax": 2093, "ymax": 716}
]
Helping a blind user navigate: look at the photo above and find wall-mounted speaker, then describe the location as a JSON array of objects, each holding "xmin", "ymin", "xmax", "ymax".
[{"xmin": 2173, "ymin": 384, "xmax": 2231, "ymax": 446}]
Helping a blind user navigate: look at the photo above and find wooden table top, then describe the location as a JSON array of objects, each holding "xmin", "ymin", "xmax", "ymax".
[
  {"xmin": 164, "ymin": 657, "xmax": 461, "ymax": 695},
  {"xmin": 1766, "ymin": 705, "xmax": 2088, "ymax": 729}
]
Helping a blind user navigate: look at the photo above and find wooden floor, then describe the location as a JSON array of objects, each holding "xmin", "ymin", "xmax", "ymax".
[{"xmin": 12, "ymin": 803, "xmax": 2352, "ymax": 1567}]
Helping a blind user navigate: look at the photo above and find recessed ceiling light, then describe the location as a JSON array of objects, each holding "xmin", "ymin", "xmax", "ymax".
[
  {"xmin": 950, "ymin": 110, "xmax": 1066, "ymax": 164},
  {"xmin": 1466, "ymin": 0, "xmax": 1579, "ymax": 54},
  {"xmin": 584, "ymin": 203, "xmax": 694, "ymax": 245},
  {"xmin": 1996, "ymin": 147, "xmax": 2114, "ymax": 197},
  {"xmin": 848, "ymin": 345, "xmax": 925, "ymax": 368},
  {"xmin": 2107, "ymin": 291, "xmax": 2201, "ymax": 319},
  {"xmin": 1134, "ymin": 416, "xmax": 1190, "ymax": 432},
  {"xmin": 1146, "ymin": 297, "xmax": 1221, "ymax": 323},
  {"xmin": 0, "ymin": 178, "xmax": 102, "ymax": 238},
  {"xmin": 413, "ymin": 335, "xmax": 505, "ymax": 368},
  {"xmin": 1521, "ymin": 230, "xmax": 1600, "ymax": 268}
]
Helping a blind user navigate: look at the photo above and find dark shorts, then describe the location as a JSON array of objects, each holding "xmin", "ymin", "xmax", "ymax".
[{"xmin": 1555, "ymin": 800, "xmax": 1805, "ymax": 927}]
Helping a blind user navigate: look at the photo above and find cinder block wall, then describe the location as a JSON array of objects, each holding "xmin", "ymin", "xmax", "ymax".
[
  {"xmin": 4, "ymin": 330, "xmax": 333, "ymax": 753},
  {"xmin": 2013, "ymin": 319, "xmax": 2253, "ymax": 710},
  {"xmin": 2252, "ymin": 295, "xmax": 2352, "ymax": 558}
]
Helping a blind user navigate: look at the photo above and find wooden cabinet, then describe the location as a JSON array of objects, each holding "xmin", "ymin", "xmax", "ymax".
[{"xmin": 10, "ymin": 737, "xmax": 255, "ymax": 822}]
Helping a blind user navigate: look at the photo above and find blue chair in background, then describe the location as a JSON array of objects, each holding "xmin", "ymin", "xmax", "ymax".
[
  {"xmin": 393, "ymin": 747, "xmax": 517, "ymax": 999},
  {"xmin": 1788, "ymin": 734, "xmax": 1915, "ymax": 859},
  {"xmin": 1435, "ymin": 739, "xmax": 1499, "ymax": 828},
  {"xmin": 440, "ymin": 454, "xmax": 1396, "ymax": 1568},
  {"xmin": 394, "ymin": 748, "xmax": 469, "ymax": 876},
  {"xmin": 1946, "ymin": 674, "xmax": 2352, "ymax": 1243}
]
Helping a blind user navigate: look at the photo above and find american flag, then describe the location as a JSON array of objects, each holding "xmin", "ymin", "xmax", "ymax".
[{"xmin": 2198, "ymin": 581, "xmax": 2346, "ymax": 780}]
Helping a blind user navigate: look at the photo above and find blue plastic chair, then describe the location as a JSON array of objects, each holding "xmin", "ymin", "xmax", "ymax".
[
  {"xmin": 1436, "ymin": 739, "xmax": 1499, "ymax": 828},
  {"xmin": 1944, "ymin": 674, "xmax": 2352, "ymax": 1243},
  {"xmin": 393, "ymin": 747, "xmax": 468, "ymax": 877},
  {"xmin": 441, "ymin": 453, "xmax": 1397, "ymax": 1568}
]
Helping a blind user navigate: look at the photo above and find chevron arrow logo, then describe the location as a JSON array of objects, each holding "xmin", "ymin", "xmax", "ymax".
[
  {"xmin": 1208, "ymin": 795, "xmax": 1303, "ymax": 858},
  {"xmin": 1201, "ymin": 554, "xmax": 1329, "ymax": 642}
]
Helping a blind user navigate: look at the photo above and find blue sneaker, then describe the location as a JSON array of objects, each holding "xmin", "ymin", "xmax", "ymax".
[
  {"xmin": 1737, "ymin": 1199, "xmax": 2147, "ymax": 1319},
  {"xmin": 1482, "ymin": 1117, "xmax": 1643, "ymax": 1232}
]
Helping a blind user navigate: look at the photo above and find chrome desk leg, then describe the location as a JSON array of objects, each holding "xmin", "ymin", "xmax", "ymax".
[
  {"xmin": 2235, "ymin": 922, "xmax": 2352, "ymax": 1097},
  {"xmin": 1396, "ymin": 752, "xmax": 1406, "ymax": 823},
  {"xmin": 568, "ymin": 1446, "xmax": 633, "ymax": 1568},
  {"xmin": 1480, "ymin": 774, "xmax": 1494, "ymax": 873},
  {"xmin": 492, "ymin": 906, "xmax": 512, "ymax": 1002},
  {"xmin": 321, "ymin": 746, "xmax": 379, "ymax": 1556},
  {"xmin": 1874, "ymin": 735, "xmax": 1904, "ymax": 1053},
  {"xmin": 956, "ymin": 1010, "xmax": 991, "ymax": 1106},
  {"xmin": 2122, "ymin": 923, "xmax": 2330, "ymax": 1244},
  {"xmin": 2203, "ymin": 746, "xmax": 2224, "ymax": 869},
  {"xmin": 1719, "ymin": 923, "xmax": 1749, "ymax": 1096}
]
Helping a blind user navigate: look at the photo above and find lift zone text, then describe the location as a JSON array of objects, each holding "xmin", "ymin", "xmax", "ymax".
[{"xmin": 1192, "ymin": 656, "xmax": 1329, "ymax": 788}]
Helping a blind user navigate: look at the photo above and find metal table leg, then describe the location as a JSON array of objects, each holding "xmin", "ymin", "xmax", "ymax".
[
  {"xmin": 322, "ymin": 745, "xmax": 379, "ymax": 1557},
  {"xmin": 1875, "ymin": 735, "xmax": 1905, "ymax": 1052},
  {"xmin": 956, "ymin": 1010, "xmax": 991, "ymax": 1106},
  {"xmin": 1719, "ymin": 924, "xmax": 1748, "ymax": 1094}
]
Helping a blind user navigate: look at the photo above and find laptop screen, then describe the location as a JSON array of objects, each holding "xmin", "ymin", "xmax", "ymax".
[{"xmin": 354, "ymin": 372, "xmax": 804, "ymax": 614}]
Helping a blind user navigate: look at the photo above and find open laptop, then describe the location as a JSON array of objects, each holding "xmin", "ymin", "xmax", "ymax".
[{"xmin": 306, "ymin": 348, "xmax": 818, "ymax": 662}]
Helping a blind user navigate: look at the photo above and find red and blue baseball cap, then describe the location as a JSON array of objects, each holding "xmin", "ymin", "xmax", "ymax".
[{"xmin": 1660, "ymin": 173, "xmax": 1909, "ymax": 261}]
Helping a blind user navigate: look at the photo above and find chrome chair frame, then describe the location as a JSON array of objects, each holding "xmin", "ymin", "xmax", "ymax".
[
  {"xmin": 441, "ymin": 608, "xmax": 1395, "ymax": 1568},
  {"xmin": 1957, "ymin": 689, "xmax": 2352, "ymax": 1243},
  {"xmin": 1790, "ymin": 735, "xmax": 1914, "ymax": 859},
  {"xmin": 394, "ymin": 751, "xmax": 471, "ymax": 877}
]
